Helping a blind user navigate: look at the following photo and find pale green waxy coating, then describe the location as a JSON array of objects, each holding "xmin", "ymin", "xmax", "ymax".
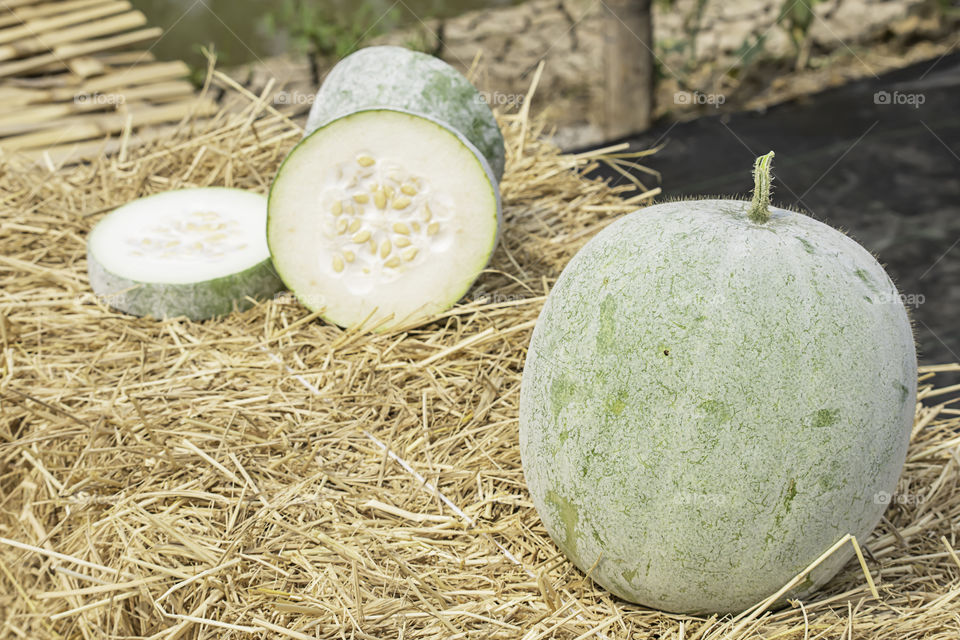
[
  {"xmin": 87, "ymin": 253, "xmax": 283, "ymax": 321},
  {"xmin": 519, "ymin": 199, "xmax": 917, "ymax": 614},
  {"xmin": 305, "ymin": 46, "xmax": 505, "ymax": 181}
]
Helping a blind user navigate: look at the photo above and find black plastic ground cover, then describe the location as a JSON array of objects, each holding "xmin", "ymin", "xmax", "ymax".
[{"xmin": 585, "ymin": 52, "xmax": 960, "ymax": 372}]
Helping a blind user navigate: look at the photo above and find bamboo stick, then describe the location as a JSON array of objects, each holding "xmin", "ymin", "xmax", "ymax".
[
  {"xmin": 0, "ymin": 26, "xmax": 161, "ymax": 77},
  {"xmin": 67, "ymin": 55, "xmax": 106, "ymax": 77},
  {"xmin": 21, "ymin": 118, "xmax": 185, "ymax": 165},
  {"xmin": 94, "ymin": 49, "xmax": 155, "ymax": 65},
  {"xmin": 0, "ymin": 0, "xmax": 115, "ymax": 30},
  {"xmin": 0, "ymin": 99, "xmax": 217, "ymax": 151},
  {"xmin": 0, "ymin": 61, "xmax": 189, "ymax": 107},
  {"xmin": 1, "ymin": 0, "xmax": 45, "ymax": 10},
  {"xmin": 52, "ymin": 25, "xmax": 160, "ymax": 58},
  {"xmin": 0, "ymin": 2, "xmax": 131, "ymax": 46},
  {"xmin": 0, "ymin": 104, "xmax": 85, "ymax": 134},
  {"xmin": 0, "ymin": 11, "xmax": 146, "ymax": 61},
  {"xmin": 0, "ymin": 81, "xmax": 195, "ymax": 133},
  {"xmin": 3, "ymin": 69, "xmax": 79, "ymax": 88},
  {"xmin": 0, "ymin": 86, "xmax": 39, "ymax": 107},
  {"xmin": 83, "ymin": 60, "xmax": 189, "ymax": 92},
  {"xmin": 23, "ymin": 50, "xmax": 162, "ymax": 80}
]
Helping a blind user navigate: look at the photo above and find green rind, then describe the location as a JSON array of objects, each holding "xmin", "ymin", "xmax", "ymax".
[
  {"xmin": 87, "ymin": 250, "xmax": 284, "ymax": 321},
  {"xmin": 305, "ymin": 45, "xmax": 505, "ymax": 182},
  {"xmin": 519, "ymin": 199, "xmax": 917, "ymax": 614},
  {"xmin": 268, "ymin": 107, "xmax": 501, "ymax": 330}
]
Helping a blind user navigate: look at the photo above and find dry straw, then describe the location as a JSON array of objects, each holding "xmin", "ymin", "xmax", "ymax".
[{"xmin": 1, "ymin": 66, "xmax": 959, "ymax": 640}]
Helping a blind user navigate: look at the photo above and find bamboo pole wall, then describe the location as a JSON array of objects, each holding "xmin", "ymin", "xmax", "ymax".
[{"xmin": 0, "ymin": 0, "xmax": 215, "ymax": 165}]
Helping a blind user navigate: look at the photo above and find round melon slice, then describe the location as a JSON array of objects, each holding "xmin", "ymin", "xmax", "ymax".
[
  {"xmin": 305, "ymin": 45, "xmax": 505, "ymax": 181},
  {"xmin": 519, "ymin": 154, "xmax": 917, "ymax": 614},
  {"xmin": 268, "ymin": 108, "xmax": 500, "ymax": 330},
  {"xmin": 87, "ymin": 187, "xmax": 284, "ymax": 321}
]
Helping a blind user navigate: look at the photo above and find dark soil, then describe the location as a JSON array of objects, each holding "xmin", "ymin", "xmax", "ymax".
[{"xmin": 588, "ymin": 51, "xmax": 960, "ymax": 374}]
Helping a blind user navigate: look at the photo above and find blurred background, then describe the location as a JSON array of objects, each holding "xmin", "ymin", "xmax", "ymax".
[
  {"xmin": 113, "ymin": 0, "xmax": 960, "ymax": 370},
  {"xmin": 4, "ymin": 0, "xmax": 960, "ymax": 368}
]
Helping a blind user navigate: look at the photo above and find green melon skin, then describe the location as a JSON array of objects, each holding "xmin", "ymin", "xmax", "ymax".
[
  {"xmin": 305, "ymin": 45, "xmax": 505, "ymax": 181},
  {"xmin": 519, "ymin": 199, "xmax": 917, "ymax": 615},
  {"xmin": 87, "ymin": 253, "xmax": 284, "ymax": 321}
]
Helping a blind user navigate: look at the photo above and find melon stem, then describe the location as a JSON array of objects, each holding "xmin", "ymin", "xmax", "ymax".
[{"xmin": 748, "ymin": 151, "xmax": 775, "ymax": 223}]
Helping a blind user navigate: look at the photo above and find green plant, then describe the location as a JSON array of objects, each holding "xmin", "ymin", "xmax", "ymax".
[
  {"xmin": 651, "ymin": 0, "xmax": 710, "ymax": 89},
  {"xmin": 261, "ymin": 0, "xmax": 403, "ymax": 83},
  {"xmin": 778, "ymin": 0, "xmax": 823, "ymax": 69}
]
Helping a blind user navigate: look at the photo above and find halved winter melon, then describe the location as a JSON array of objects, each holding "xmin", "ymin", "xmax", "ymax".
[
  {"xmin": 87, "ymin": 188, "xmax": 283, "ymax": 320},
  {"xmin": 268, "ymin": 108, "xmax": 500, "ymax": 329},
  {"xmin": 305, "ymin": 45, "xmax": 505, "ymax": 181}
]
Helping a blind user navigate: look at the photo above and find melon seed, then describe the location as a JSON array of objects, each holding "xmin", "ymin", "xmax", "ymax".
[
  {"xmin": 357, "ymin": 155, "xmax": 375, "ymax": 167},
  {"xmin": 380, "ymin": 239, "xmax": 392, "ymax": 258},
  {"xmin": 402, "ymin": 247, "xmax": 419, "ymax": 262},
  {"xmin": 352, "ymin": 230, "xmax": 371, "ymax": 243},
  {"xmin": 393, "ymin": 222, "xmax": 410, "ymax": 235},
  {"xmin": 385, "ymin": 257, "xmax": 402, "ymax": 268},
  {"xmin": 332, "ymin": 255, "xmax": 345, "ymax": 273}
]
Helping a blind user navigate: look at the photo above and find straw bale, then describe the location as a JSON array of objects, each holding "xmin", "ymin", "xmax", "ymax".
[{"xmin": 1, "ymin": 68, "xmax": 958, "ymax": 640}]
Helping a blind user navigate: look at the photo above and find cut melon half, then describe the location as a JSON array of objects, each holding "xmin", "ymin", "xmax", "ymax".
[
  {"xmin": 305, "ymin": 45, "xmax": 505, "ymax": 181},
  {"xmin": 268, "ymin": 108, "xmax": 501, "ymax": 330},
  {"xmin": 87, "ymin": 187, "xmax": 284, "ymax": 320}
]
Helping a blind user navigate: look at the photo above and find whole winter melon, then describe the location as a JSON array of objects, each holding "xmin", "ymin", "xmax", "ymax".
[{"xmin": 519, "ymin": 154, "xmax": 917, "ymax": 614}]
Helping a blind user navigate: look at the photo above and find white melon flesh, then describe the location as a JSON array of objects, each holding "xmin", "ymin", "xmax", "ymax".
[
  {"xmin": 268, "ymin": 108, "xmax": 500, "ymax": 329},
  {"xmin": 87, "ymin": 188, "xmax": 284, "ymax": 320}
]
